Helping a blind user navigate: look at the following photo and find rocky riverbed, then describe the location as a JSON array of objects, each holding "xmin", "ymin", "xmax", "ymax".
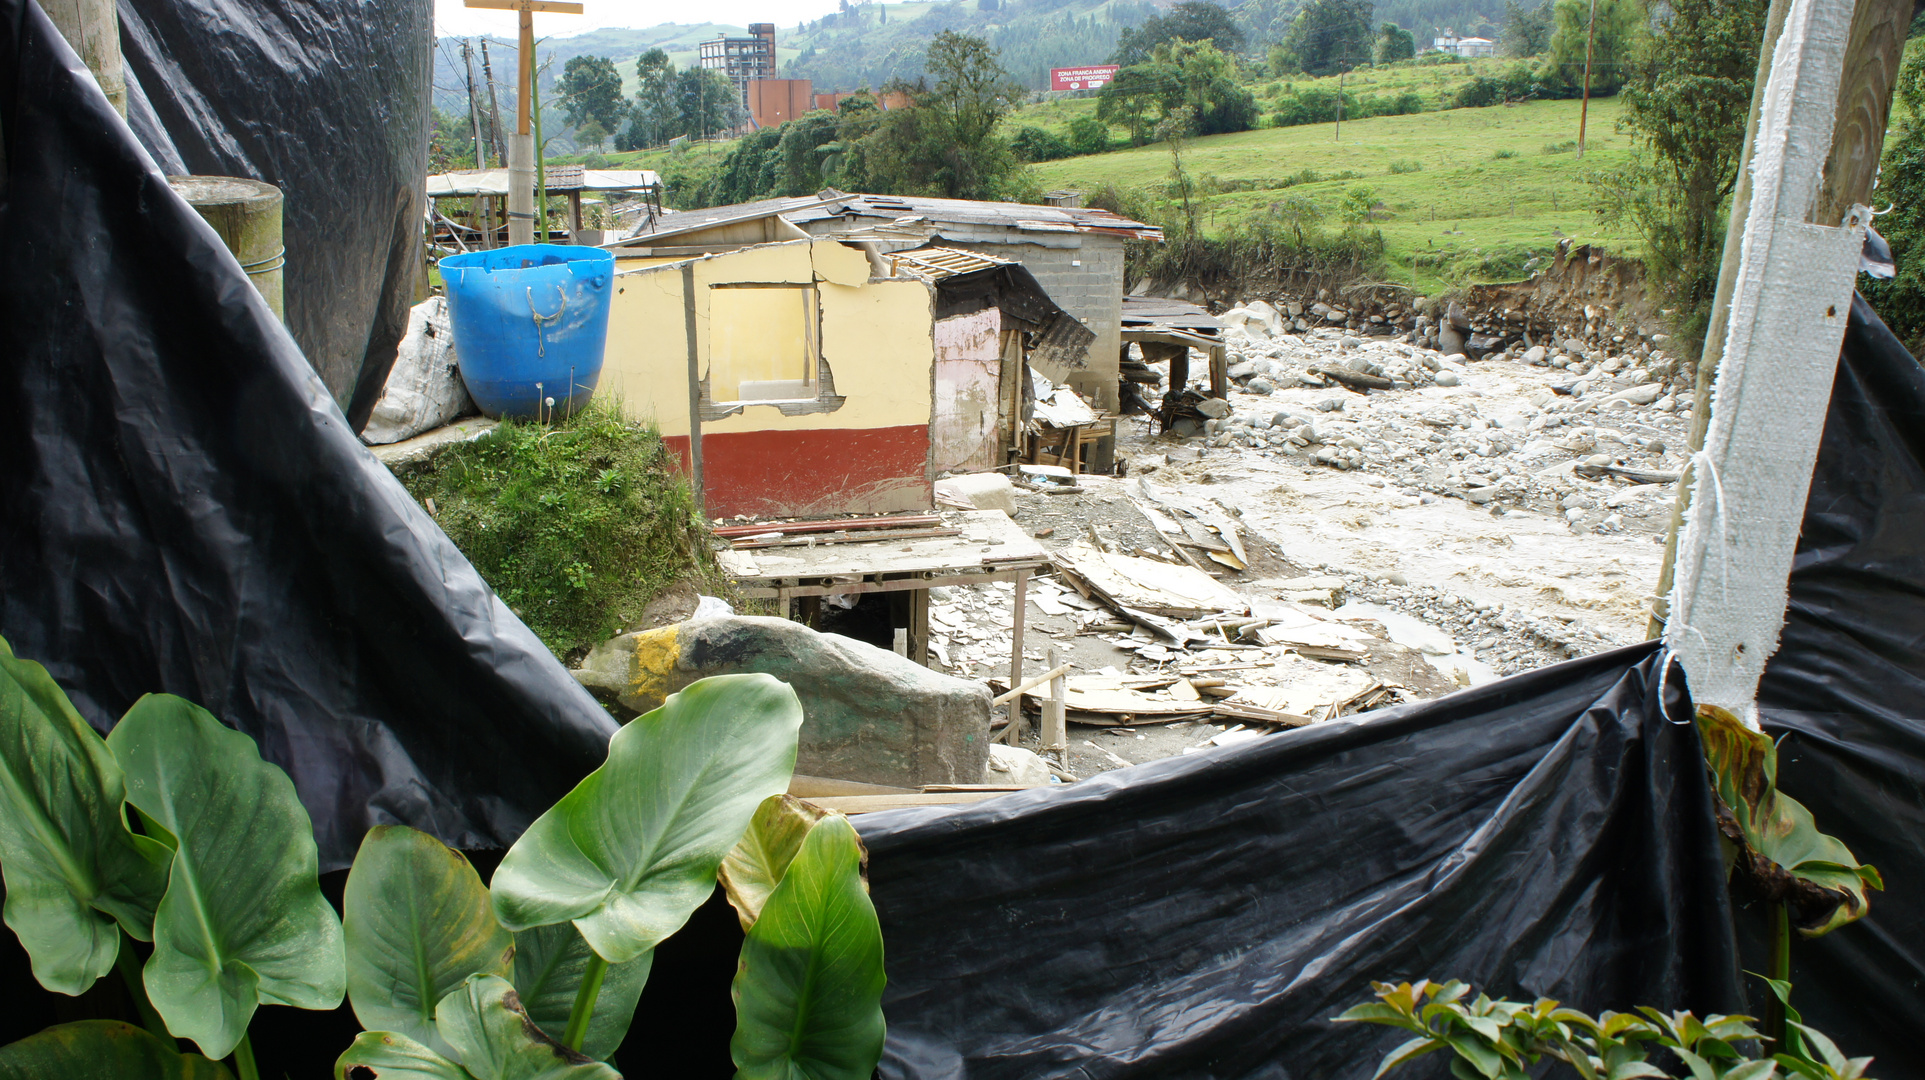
[{"xmin": 919, "ymin": 294, "xmax": 1692, "ymax": 780}]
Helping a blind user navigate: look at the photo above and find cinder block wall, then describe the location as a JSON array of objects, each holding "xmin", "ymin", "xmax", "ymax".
[{"xmin": 948, "ymin": 238, "xmax": 1124, "ymax": 415}]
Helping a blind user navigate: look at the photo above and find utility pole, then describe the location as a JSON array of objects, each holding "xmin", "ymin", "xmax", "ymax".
[
  {"xmin": 480, "ymin": 40, "xmax": 508, "ymax": 167},
  {"xmin": 1576, "ymin": 0, "xmax": 1598, "ymax": 158},
  {"xmin": 466, "ymin": 0, "xmax": 581, "ymax": 246},
  {"xmin": 462, "ymin": 39, "xmax": 486, "ymax": 168},
  {"xmin": 1336, "ymin": 60, "xmax": 1346, "ymax": 141}
]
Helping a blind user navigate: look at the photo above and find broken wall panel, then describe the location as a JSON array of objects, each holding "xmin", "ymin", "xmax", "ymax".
[
  {"xmin": 933, "ymin": 308, "xmax": 1005, "ymax": 475},
  {"xmin": 857, "ymin": 644, "xmax": 1742, "ymax": 1079},
  {"xmin": 601, "ymin": 239, "xmax": 936, "ymax": 518},
  {"xmin": 118, "ymin": 0, "xmax": 433, "ymax": 430}
]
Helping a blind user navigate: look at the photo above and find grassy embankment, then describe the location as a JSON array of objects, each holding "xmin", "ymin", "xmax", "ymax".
[
  {"xmin": 559, "ymin": 57, "xmax": 1640, "ymax": 292},
  {"xmin": 1016, "ymin": 59, "xmax": 1638, "ymax": 294}
]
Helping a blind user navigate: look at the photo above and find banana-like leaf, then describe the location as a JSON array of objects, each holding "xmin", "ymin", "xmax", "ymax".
[
  {"xmin": 107, "ymin": 694, "xmax": 346, "ymax": 1059},
  {"xmin": 0, "ymin": 639, "xmax": 170, "ymax": 994},
  {"xmin": 491, "ymin": 674, "xmax": 803, "ymax": 963},
  {"xmin": 730, "ymin": 815, "xmax": 886, "ymax": 1080},
  {"xmin": 438, "ymin": 974, "xmax": 622, "ymax": 1079},
  {"xmin": 720, "ymin": 794, "xmax": 833, "ymax": 933},
  {"xmin": 512, "ymin": 922, "xmax": 651, "ymax": 1061},
  {"xmin": 345, "ymin": 826, "xmax": 515, "ymax": 1057},
  {"xmin": 1697, "ymin": 706, "xmax": 1883, "ymax": 936},
  {"xmin": 334, "ymin": 1030, "xmax": 470, "ymax": 1080},
  {"xmin": 0, "ymin": 1019, "xmax": 232, "ymax": 1079}
]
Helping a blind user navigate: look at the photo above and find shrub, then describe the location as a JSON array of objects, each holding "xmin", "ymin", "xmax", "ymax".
[
  {"xmin": 1340, "ymin": 185, "xmax": 1379, "ymax": 223},
  {"xmin": 1066, "ymin": 115, "xmax": 1113, "ymax": 155},
  {"xmin": 393, "ymin": 403, "xmax": 715, "ymax": 662},
  {"xmin": 1010, "ymin": 125, "xmax": 1074, "ymax": 162},
  {"xmin": 1387, "ymin": 159, "xmax": 1424, "ymax": 174},
  {"xmin": 1543, "ymin": 139, "xmax": 1577, "ymax": 153},
  {"xmin": 1492, "ymin": 147, "xmax": 1519, "ymax": 159}
]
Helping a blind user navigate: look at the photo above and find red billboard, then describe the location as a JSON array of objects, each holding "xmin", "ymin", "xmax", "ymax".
[{"xmin": 1050, "ymin": 65, "xmax": 1119, "ymax": 91}]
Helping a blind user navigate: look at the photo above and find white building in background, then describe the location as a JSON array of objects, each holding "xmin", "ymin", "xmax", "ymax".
[{"xmin": 1432, "ymin": 30, "xmax": 1498, "ymax": 57}]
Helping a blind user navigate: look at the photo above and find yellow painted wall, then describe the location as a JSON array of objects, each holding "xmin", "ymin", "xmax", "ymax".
[{"xmin": 601, "ymin": 239, "xmax": 933, "ymax": 440}]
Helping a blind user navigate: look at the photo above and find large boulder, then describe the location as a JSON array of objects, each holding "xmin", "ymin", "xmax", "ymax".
[{"xmin": 573, "ymin": 616, "xmax": 990, "ymax": 789}]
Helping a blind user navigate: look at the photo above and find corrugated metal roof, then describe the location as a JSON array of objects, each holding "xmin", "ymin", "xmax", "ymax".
[{"xmin": 426, "ymin": 168, "xmax": 661, "ymax": 197}]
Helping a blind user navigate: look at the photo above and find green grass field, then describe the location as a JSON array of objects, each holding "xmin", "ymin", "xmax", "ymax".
[{"xmin": 1027, "ymin": 94, "xmax": 1638, "ymax": 293}]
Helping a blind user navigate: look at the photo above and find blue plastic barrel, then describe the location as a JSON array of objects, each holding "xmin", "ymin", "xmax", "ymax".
[{"xmin": 439, "ymin": 244, "xmax": 614, "ymax": 420}]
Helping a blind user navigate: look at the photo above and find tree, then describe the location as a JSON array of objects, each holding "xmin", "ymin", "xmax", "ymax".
[
  {"xmin": 1111, "ymin": 1, "xmax": 1246, "ymax": 65},
  {"xmin": 1864, "ymin": 48, "xmax": 1925, "ymax": 355},
  {"xmin": 1375, "ymin": 21, "xmax": 1416, "ymax": 62},
  {"xmin": 674, "ymin": 66, "xmax": 740, "ymax": 140},
  {"xmin": 576, "ymin": 117, "xmax": 609, "ymax": 153},
  {"xmin": 1281, "ymin": 0, "xmax": 1375, "ymax": 77},
  {"xmin": 1096, "ymin": 39, "xmax": 1256, "ymax": 145},
  {"xmin": 619, "ymin": 48, "xmax": 677, "ymax": 151},
  {"xmin": 854, "ymin": 30, "xmax": 1027, "ymax": 199},
  {"xmin": 1594, "ymin": 0, "xmax": 1763, "ymax": 357},
  {"xmin": 556, "ymin": 55, "xmax": 624, "ymax": 134},
  {"xmin": 1502, "ymin": 0, "xmax": 1555, "ymax": 56},
  {"xmin": 1540, "ymin": 0, "xmax": 1646, "ymax": 96}
]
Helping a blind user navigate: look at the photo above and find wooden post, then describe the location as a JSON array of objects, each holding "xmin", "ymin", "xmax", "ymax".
[
  {"xmin": 681, "ymin": 262, "xmax": 705, "ymax": 512},
  {"xmin": 1043, "ymin": 646, "xmax": 1068, "ymax": 769},
  {"xmin": 168, "ymin": 176, "xmax": 285, "ymax": 322},
  {"xmin": 43, "ymin": 0, "xmax": 124, "ymax": 116},
  {"xmin": 1664, "ymin": 0, "xmax": 1870, "ymax": 717},
  {"xmin": 569, "ymin": 190, "xmax": 584, "ymax": 235},
  {"xmin": 465, "ymin": 0, "xmax": 581, "ymax": 246},
  {"xmin": 1649, "ymin": 0, "xmax": 1902, "ymax": 638},
  {"xmin": 1577, "ymin": 0, "xmax": 1598, "ymax": 157},
  {"xmin": 909, "ymin": 588, "xmax": 930, "ymax": 666},
  {"xmin": 1009, "ymin": 568, "xmax": 1030, "ymax": 702}
]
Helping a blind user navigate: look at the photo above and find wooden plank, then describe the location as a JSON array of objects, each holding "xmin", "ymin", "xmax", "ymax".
[
  {"xmin": 728, "ymin": 528, "xmax": 961, "ymax": 550},
  {"xmin": 714, "ymin": 514, "xmax": 941, "ymax": 538},
  {"xmin": 1812, "ymin": 0, "xmax": 1912, "ymax": 227},
  {"xmin": 464, "ymin": 0, "xmax": 583, "ymax": 11},
  {"xmin": 802, "ymin": 792, "xmax": 1008, "ymax": 815},
  {"xmin": 1043, "ymin": 646, "xmax": 1068, "ymax": 768},
  {"xmin": 788, "ymin": 774, "xmax": 915, "ymax": 797},
  {"xmin": 991, "ymin": 662, "xmax": 1074, "ymax": 706}
]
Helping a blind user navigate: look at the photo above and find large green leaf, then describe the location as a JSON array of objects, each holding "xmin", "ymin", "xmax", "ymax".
[
  {"xmin": 334, "ymin": 1030, "xmax": 469, "ymax": 1080},
  {"xmin": 345, "ymin": 826, "xmax": 515, "ymax": 1057},
  {"xmin": 0, "ymin": 1019, "xmax": 232, "ymax": 1080},
  {"xmin": 1697, "ymin": 705, "xmax": 1883, "ymax": 936},
  {"xmin": 491, "ymin": 674, "xmax": 803, "ymax": 962},
  {"xmin": 730, "ymin": 815, "xmax": 886, "ymax": 1080},
  {"xmin": 437, "ymin": 975, "xmax": 621, "ymax": 1080},
  {"xmin": 0, "ymin": 638, "xmax": 170, "ymax": 994},
  {"xmin": 106, "ymin": 694, "xmax": 346, "ymax": 1059},
  {"xmin": 511, "ymin": 922, "xmax": 651, "ymax": 1061},
  {"xmin": 719, "ymin": 794, "xmax": 832, "ymax": 933}
]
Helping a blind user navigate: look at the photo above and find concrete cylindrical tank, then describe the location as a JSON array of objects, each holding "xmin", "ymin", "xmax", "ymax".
[{"xmin": 167, "ymin": 176, "xmax": 285, "ymax": 322}]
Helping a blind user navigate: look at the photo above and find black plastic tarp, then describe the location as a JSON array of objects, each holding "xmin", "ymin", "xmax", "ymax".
[
  {"xmin": 0, "ymin": 0, "xmax": 616, "ymax": 870},
  {"xmin": 117, "ymin": 0, "xmax": 432, "ymax": 429},
  {"xmin": 1756, "ymin": 293, "xmax": 1925, "ymax": 1072},
  {"xmin": 857, "ymin": 644, "xmax": 1745, "ymax": 1079}
]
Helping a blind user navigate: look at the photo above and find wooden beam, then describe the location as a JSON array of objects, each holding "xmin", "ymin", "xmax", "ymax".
[
  {"xmin": 462, "ymin": 0, "xmax": 583, "ymax": 12},
  {"xmin": 1664, "ymin": 0, "xmax": 1867, "ymax": 716},
  {"xmin": 1812, "ymin": 0, "xmax": 1912, "ymax": 225}
]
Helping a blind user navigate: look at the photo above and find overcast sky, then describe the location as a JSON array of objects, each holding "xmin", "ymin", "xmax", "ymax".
[{"xmin": 431, "ymin": 0, "xmax": 848, "ymax": 38}]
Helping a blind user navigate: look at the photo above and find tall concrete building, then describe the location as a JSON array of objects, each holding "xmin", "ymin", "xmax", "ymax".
[{"xmin": 698, "ymin": 23, "xmax": 777, "ymax": 106}]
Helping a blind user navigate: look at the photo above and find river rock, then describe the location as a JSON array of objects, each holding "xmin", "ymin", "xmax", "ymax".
[
  {"xmin": 573, "ymin": 616, "xmax": 990, "ymax": 789},
  {"xmin": 1434, "ymin": 370, "xmax": 1461, "ymax": 386},
  {"xmin": 1195, "ymin": 397, "xmax": 1233, "ymax": 418}
]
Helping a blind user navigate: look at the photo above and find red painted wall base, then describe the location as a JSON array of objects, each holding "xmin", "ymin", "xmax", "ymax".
[{"xmin": 665, "ymin": 425, "xmax": 934, "ymax": 519}]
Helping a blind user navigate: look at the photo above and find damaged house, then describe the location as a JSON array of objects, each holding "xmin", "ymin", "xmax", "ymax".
[
  {"xmin": 612, "ymin": 189, "xmax": 1160, "ymax": 468},
  {"xmin": 599, "ymin": 236, "xmax": 1092, "ymax": 518}
]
